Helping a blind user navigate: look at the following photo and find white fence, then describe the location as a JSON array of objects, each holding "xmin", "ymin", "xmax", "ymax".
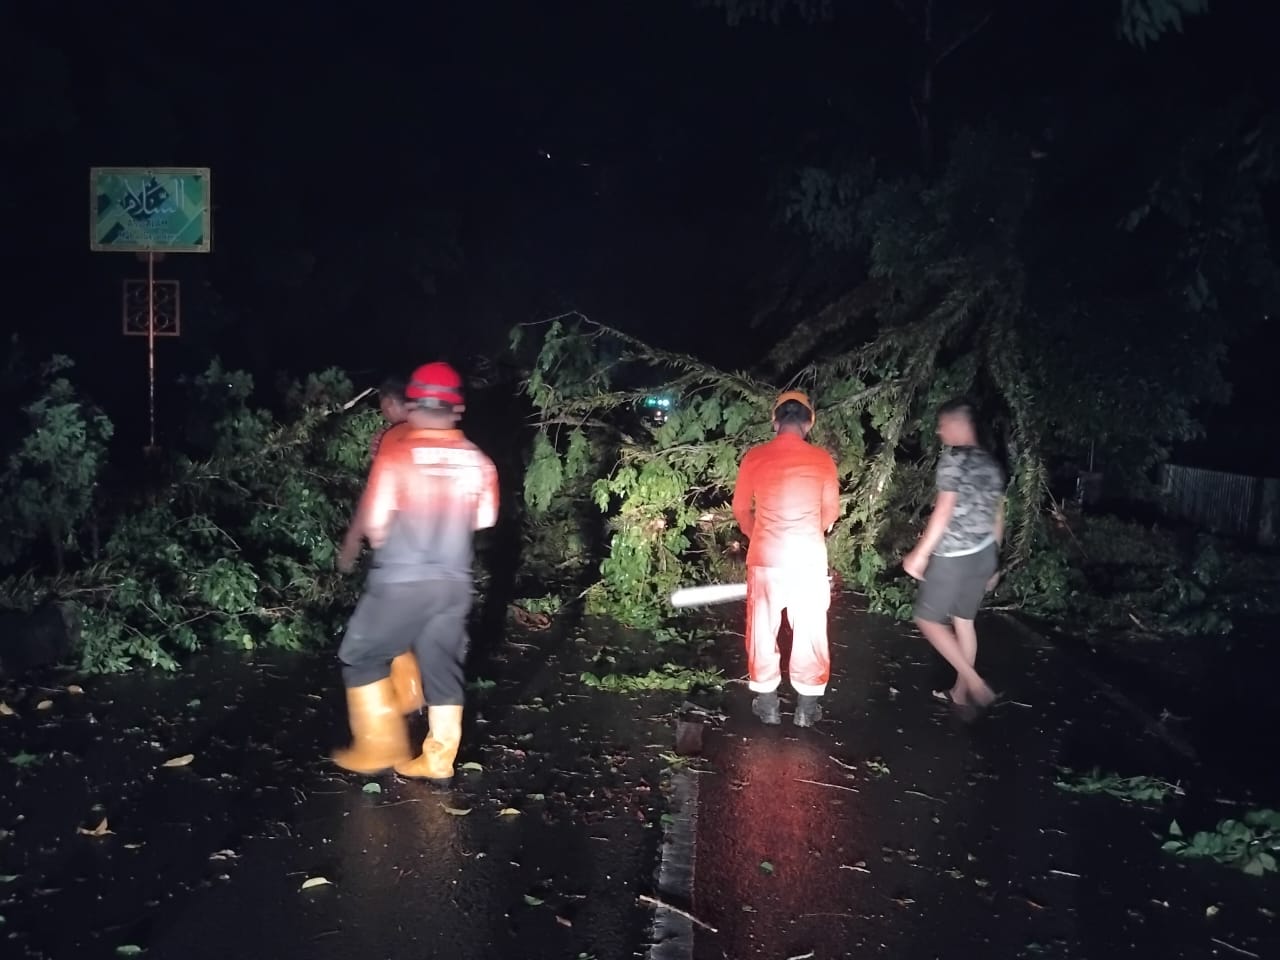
[{"xmin": 1159, "ymin": 464, "xmax": 1279, "ymax": 546}]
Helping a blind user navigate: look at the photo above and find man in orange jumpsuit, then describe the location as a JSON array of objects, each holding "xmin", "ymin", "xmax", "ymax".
[
  {"xmin": 339, "ymin": 373, "xmax": 423, "ymax": 716},
  {"xmin": 332, "ymin": 361, "xmax": 500, "ymax": 785},
  {"xmin": 732, "ymin": 391, "xmax": 840, "ymax": 727}
]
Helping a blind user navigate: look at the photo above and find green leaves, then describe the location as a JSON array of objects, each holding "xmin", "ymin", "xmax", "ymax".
[
  {"xmin": 523, "ymin": 432, "xmax": 565, "ymax": 518},
  {"xmin": 580, "ymin": 664, "xmax": 724, "ymax": 694},
  {"xmin": 0, "ymin": 357, "xmax": 373, "ymax": 674},
  {"xmin": 1162, "ymin": 810, "xmax": 1280, "ymax": 876},
  {"xmin": 194, "ymin": 558, "xmax": 260, "ymax": 615},
  {"xmin": 1117, "ymin": 0, "xmax": 1209, "ymax": 49},
  {"xmin": 0, "ymin": 363, "xmax": 112, "ymax": 570},
  {"xmin": 1054, "ymin": 767, "xmax": 1184, "ymax": 804}
]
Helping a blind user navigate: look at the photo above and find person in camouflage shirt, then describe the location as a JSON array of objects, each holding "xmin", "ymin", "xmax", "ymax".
[{"xmin": 903, "ymin": 400, "xmax": 1005, "ymax": 714}]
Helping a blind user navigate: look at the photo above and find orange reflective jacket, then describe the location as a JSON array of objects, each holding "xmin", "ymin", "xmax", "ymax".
[
  {"xmin": 731, "ymin": 433, "xmax": 839, "ymax": 570},
  {"xmin": 370, "ymin": 421, "xmax": 410, "ymax": 459},
  {"xmin": 360, "ymin": 428, "xmax": 499, "ymax": 584}
]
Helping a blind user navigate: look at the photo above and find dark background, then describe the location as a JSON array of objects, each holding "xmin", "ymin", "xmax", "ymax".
[{"xmin": 1, "ymin": 0, "xmax": 1276, "ymax": 470}]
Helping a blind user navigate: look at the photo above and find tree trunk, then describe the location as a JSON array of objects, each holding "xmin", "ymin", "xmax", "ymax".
[
  {"xmin": 917, "ymin": 0, "xmax": 935, "ymax": 174},
  {"xmin": 906, "ymin": 0, "xmax": 994, "ymax": 176}
]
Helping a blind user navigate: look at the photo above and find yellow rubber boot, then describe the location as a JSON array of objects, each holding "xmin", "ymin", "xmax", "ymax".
[
  {"xmin": 332, "ymin": 678, "xmax": 412, "ymax": 774},
  {"xmin": 389, "ymin": 652, "xmax": 425, "ymax": 714},
  {"xmin": 395, "ymin": 704, "xmax": 463, "ymax": 785}
]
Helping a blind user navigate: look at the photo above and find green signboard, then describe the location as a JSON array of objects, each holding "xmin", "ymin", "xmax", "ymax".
[{"xmin": 90, "ymin": 167, "xmax": 212, "ymax": 253}]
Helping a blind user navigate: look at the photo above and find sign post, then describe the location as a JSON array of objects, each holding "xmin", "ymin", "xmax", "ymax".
[{"xmin": 90, "ymin": 166, "xmax": 211, "ymax": 451}]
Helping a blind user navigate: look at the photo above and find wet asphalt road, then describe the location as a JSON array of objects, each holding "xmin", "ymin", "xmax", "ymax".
[
  {"xmin": 2, "ymin": 602, "xmax": 1278, "ymax": 960},
  {"xmin": 0, "ymin": 620, "xmax": 673, "ymax": 960},
  {"xmin": 681, "ymin": 608, "xmax": 1279, "ymax": 960}
]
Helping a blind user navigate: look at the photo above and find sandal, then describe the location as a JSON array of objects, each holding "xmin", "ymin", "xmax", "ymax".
[{"xmin": 932, "ymin": 688, "xmax": 985, "ymax": 724}]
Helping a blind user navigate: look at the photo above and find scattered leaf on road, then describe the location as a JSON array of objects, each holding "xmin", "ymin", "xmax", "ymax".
[
  {"xmin": 67, "ymin": 685, "xmax": 85, "ymax": 695},
  {"xmin": 441, "ymin": 804, "xmax": 472, "ymax": 816},
  {"xmin": 0, "ymin": 875, "xmax": 18, "ymax": 883},
  {"xmin": 362, "ymin": 782, "xmax": 382, "ymax": 794},
  {"xmin": 77, "ymin": 818, "xmax": 113, "ymax": 838},
  {"xmin": 36, "ymin": 700, "xmax": 54, "ymax": 711},
  {"xmin": 300, "ymin": 877, "xmax": 332, "ymax": 890},
  {"xmin": 0, "ymin": 702, "xmax": 16, "ymax": 717},
  {"xmin": 460, "ymin": 761, "xmax": 484, "ymax": 771},
  {"xmin": 161, "ymin": 754, "xmax": 195, "ymax": 768},
  {"xmin": 759, "ymin": 861, "xmax": 775, "ymax": 875},
  {"xmin": 115, "ymin": 947, "xmax": 143, "ymax": 957},
  {"xmin": 523, "ymin": 894, "xmax": 545, "ymax": 906},
  {"xmin": 498, "ymin": 808, "xmax": 522, "ymax": 817}
]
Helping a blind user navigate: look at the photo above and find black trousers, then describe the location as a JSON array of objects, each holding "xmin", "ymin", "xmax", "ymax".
[{"xmin": 337, "ymin": 579, "xmax": 472, "ymax": 705}]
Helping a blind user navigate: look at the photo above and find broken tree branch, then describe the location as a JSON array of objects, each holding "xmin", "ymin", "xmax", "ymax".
[
  {"xmin": 932, "ymin": 9, "xmax": 995, "ymax": 70},
  {"xmin": 637, "ymin": 894, "xmax": 719, "ymax": 933}
]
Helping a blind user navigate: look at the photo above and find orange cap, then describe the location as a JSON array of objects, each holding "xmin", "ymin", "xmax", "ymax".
[{"xmin": 772, "ymin": 390, "xmax": 815, "ymax": 421}]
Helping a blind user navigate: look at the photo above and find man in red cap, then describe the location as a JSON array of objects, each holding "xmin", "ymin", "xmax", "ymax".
[
  {"xmin": 732, "ymin": 390, "xmax": 841, "ymax": 728},
  {"xmin": 332, "ymin": 361, "xmax": 500, "ymax": 785}
]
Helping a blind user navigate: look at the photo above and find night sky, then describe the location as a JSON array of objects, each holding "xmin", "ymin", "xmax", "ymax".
[{"xmin": 2, "ymin": 0, "xmax": 1277, "ymax": 466}]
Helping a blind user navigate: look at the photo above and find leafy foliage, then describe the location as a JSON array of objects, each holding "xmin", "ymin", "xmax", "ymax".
[
  {"xmin": 0, "ymin": 357, "xmax": 112, "ymax": 574},
  {"xmin": 712, "ymin": 0, "xmax": 1254, "ymax": 491},
  {"xmin": 1006, "ymin": 511, "xmax": 1275, "ymax": 643},
  {"xmin": 580, "ymin": 663, "xmax": 724, "ymax": 694},
  {"xmin": 0, "ymin": 360, "xmax": 382, "ymax": 672},
  {"xmin": 512, "ymin": 595, "xmax": 564, "ymax": 616},
  {"xmin": 517, "ymin": 111, "xmax": 1275, "ymax": 633},
  {"xmin": 708, "ymin": 0, "xmax": 1212, "ymax": 49},
  {"xmin": 517, "ymin": 130, "xmax": 1058, "ymax": 627},
  {"xmin": 1117, "ymin": 0, "xmax": 1210, "ymax": 48},
  {"xmin": 1054, "ymin": 767, "xmax": 1184, "ymax": 803},
  {"xmin": 701, "ymin": 0, "xmax": 830, "ymax": 27},
  {"xmin": 1163, "ymin": 810, "xmax": 1280, "ymax": 876}
]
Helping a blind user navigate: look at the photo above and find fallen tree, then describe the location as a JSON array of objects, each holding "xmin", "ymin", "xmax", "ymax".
[
  {"xmin": 514, "ymin": 132, "xmax": 1057, "ymax": 626},
  {"xmin": 515, "ymin": 120, "xmax": 1274, "ymax": 629},
  {"xmin": 515, "ymin": 302, "xmax": 1051, "ymax": 628},
  {"xmin": 0, "ymin": 359, "xmax": 381, "ymax": 672}
]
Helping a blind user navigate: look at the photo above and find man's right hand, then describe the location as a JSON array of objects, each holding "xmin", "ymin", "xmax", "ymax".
[
  {"xmin": 902, "ymin": 548, "xmax": 928, "ymax": 581},
  {"xmin": 337, "ymin": 535, "xmax": 360, "ymax": 574}
]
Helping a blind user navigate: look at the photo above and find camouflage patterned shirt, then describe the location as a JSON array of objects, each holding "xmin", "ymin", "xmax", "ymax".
[{"xmin": 935, "ymin": 446, "xmax": 1005, "ymax": 557}]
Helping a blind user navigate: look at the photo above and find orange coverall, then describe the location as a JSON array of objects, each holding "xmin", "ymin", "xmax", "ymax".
[{"xmin": 731, "ymin": 433, "xmax": 840, "ymax": 696}]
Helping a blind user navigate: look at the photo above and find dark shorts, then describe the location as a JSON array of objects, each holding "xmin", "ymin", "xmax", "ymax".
[
  {"xmin": 338, "ymin": 579, "xmax": 473, "ymax": 703},
  {"xmin": 913, "ymin": 542, "xmax": 998, "ymax": 624}
]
